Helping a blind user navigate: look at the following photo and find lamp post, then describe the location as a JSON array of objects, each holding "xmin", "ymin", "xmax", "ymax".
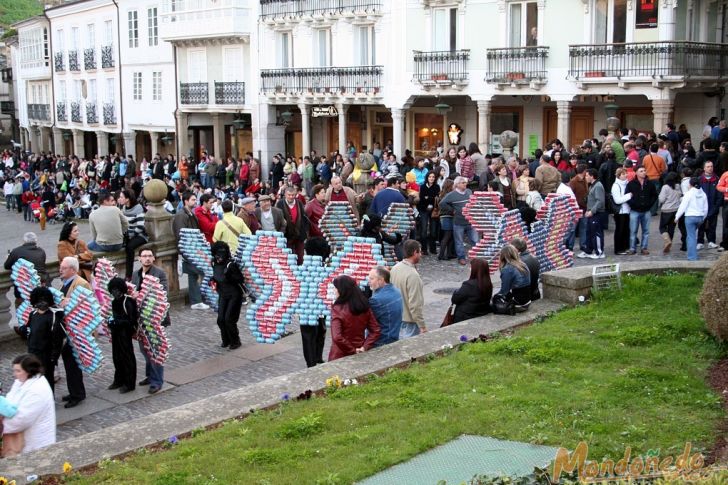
[{"xmin": 605, "ymin": 103, "xmax": 620, "ymax": 135}]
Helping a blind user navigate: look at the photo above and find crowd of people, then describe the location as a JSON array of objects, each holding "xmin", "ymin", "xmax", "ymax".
[{"xmin": 2, "ymin": 116, "xmax": 727, "ymax": 456}]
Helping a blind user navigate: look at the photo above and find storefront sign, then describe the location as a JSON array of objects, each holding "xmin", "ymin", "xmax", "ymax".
[
  {"xmin": 636, "ymin": 0, "xmax": 658, "ymax": 28},
  {"xmin": 447, "ymin": 123, "xmax": 463, "ymax": 145},
  {"xmin": 528, "ymin": 134, "xmax": 539, "ymax": 157},
  {"xmin": 311, "ymin": 106, "xmax": 339, "ymax": 117}
]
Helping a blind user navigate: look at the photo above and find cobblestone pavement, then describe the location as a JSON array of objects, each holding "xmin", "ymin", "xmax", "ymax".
[{"xmin": 0, "ymin": 205, "xmax": 722, "ymax": 442}]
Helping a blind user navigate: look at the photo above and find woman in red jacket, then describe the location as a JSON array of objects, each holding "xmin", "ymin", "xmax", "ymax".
[{"xmin": 328, "ymin": 275, "xmax": 380, "ymax": 361}]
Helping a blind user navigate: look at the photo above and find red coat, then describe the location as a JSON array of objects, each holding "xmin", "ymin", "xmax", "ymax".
[
  {"xmin": 328, "ymin": 304, "xmax": 380, "ymax": 361},
  {"xmin": 194, "ymin": 206, "xmax": 218, "ymax": 243},
  {"xmin": 305, "ymin": 199, "xmax": 326, "ymax": 238}
]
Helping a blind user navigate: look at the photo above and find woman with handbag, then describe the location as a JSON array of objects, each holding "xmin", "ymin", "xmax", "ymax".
[
  {"xmin": 58, "ymin": 221, "xmax": 94, "ymax": 282},
  {"xmin": 1, "ymin": 354, "xmax": 56, "ymax": 457},
  {"xmin": 493, "ymin": 244, "xmax": 531, "ymax": 312},
  {"xmin": 328, "ymin": 275, "xmax": 380, "ymax": 361},
  {"xmin": 450, "ymin": 258, "xmax": 493, "ymax": 323}
]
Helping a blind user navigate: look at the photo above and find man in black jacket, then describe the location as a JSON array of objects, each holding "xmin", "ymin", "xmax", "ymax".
[
  {"xmin": 276, "ymin": 186, "xmax": 309, "ymax": 265},
  {"xmin": 626, "ymin": 167, "xmax": 658, "ymax": 255}
]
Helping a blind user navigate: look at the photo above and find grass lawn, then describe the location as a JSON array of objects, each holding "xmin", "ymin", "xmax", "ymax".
[{"xmin": 64, "ymin": 273, "xmax": 726, "ymax": 485}]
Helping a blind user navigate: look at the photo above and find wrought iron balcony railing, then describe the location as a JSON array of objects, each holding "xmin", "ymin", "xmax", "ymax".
[
  {"xmin": 56, "ymin": 102, "xmax": 67, "ymax": 122},
  {"xmin": 215, "ymin": 81, "xmax": 245, "ymax": 104},
  {"xmin": 84, "ymin": 48, "xmax": 96, "ymax": 70},
  {"xmin": 54, "ymin": 52, "xmax": 65, "ymax": 72},
  {"xmin": 485, "ymin": 46, "xmax": 549, "ymax": 84},
  {"xmin": 180, "ymin": 82, "xmax": 209, "ymax": 104},
  {"xmin": 68, "ymin": 50, "xmax": 80, "ymax": 72},
  {"xmin": 70, "ymin": 102, "xmax": 81, "ymax": 122},
  {"xmin": 260, "ymin": 0, "xmax": 382, "ymax": 19},
  {"xmin": 101, "ymin": 45, "xmax": 114, "ymax": 68},
  {"xmin": 260, "ymin": 66, "xmax": 383, "ymax": 95},
  {"xmin": 568, "ymin": 41, "xmax": 728, "ymax": 79},
  {"xmin": 27, "ymin": 104, "xmax": 50, "ymax": 121},
  {"xmin": 103, "ymin": 103, "xmax": 116, "ymax": 125},
  {"xmin": 86, "ymin": 102, "xmax": 97, "ymax": 124},
  {"xmin": 413, "ymin": 50, "xmax": 470, "ymax": 85}
]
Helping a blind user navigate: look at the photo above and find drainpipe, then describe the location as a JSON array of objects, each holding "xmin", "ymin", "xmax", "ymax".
[
  {"xmin": 44, "ymin": 9, "xmax": 55, "ymax": 152},
  {"xmin": 112, "ymin": 0, "xmax": 124, "ymax": 154},
  {"xmin": 173, "ymin": 44, "xmax": 180, "ymax": 160}
]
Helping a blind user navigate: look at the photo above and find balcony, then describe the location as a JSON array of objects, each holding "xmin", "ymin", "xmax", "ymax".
[
  {"xmin": 68, "ymin": 50, "xmax": 80, "ymax": 72},
  {"xmin": 160, "ymin": 0, "xmax": 252, "ymax": 43},
  {"xmin": 260, "ymin": 0, "xmax": 382, "ymax": 20},
  {"xmin": 568, "ymin": 41, "xmax": 728, "ymax": 82},
  {"xmin": 215, "ymin": 81, "xmax": 245, "ymax": 104},
  {"xmin": 103, "ymin": 103, "xmax": 116, "ymax": 125},
  {"xmin": 485, "ymin": 46, "xmax": 548, "ymax": 87},
  {"xmin": 86, "ymin": 102, "xmax": 97, "ymax": 124},
  {"xmin": 101, "ymin": 45, "xmax": 114, "ymax": 69},
  {"xmin": 56, "ymin": 102, "xmax": 67, "ymax": 122},
  {"xmin": 54, "ymin": 52, "xmax": 65, "ymax": 72},
  {"xmin": 1, "ymin": 101, "xmax": 14, "ymax": 115},
  {"xmin": 180, "ymin": 82, "xmax": 209, "ymax": 104},
  {"xmin": 84, "ymin": 48, "xmax": 96, "ymax": 70},
  {"xmin": 413, "ymin": 50, "xmax": 469, "ymax": 87},
  {"xmin": 27, "ymin": 104, "xmax": 50, "ymax": 122},
  {"xmin": 70, "ymin": 102, "xmax": 81, "ymax": 122},
  {"xmin": 260, "ymin": 66, "xmax": 383, "ymax": 97}
]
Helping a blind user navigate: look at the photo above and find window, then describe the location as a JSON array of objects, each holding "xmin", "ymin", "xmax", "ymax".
[
  {"xmin": 44, "ymin": 84, "xmax": 49, "ymax": 103},
  {"xmin": 152, "ymin": 72, "xmax": 162, "ymax": 101},
  {"xmin": 128, "ymin": 10, "xmax": 138, "ymax": 48},
  {"xmin": 104, "ymin": 20, "xmax": 113, "ymax": 45},
  {"xmin": 594, "ymin": 0, "xmax": 626, "ymax": 43},
  {"xmin": 71, "ymin": 27, "xmax": 79, "ymax": 50},
  {"xmin": 313, "ymin": 29, "xmax": 330, "ymax": 67},
  {"xmin": 354, "ymin": 25, "xmax": 375, "ymax": 66},
  {"xmin": 56, "ymin": 29, "xmax": 65, "ymax": 51},
  {"xmin": 133, "ymin": 72, "xmax": 142, "ymax": 100},
  {"xmin": 106, "ymin": 78, "xmax": 115, "ymax": 102},
  {"xmin": 87, "ymin": 24, "xmax": 95, "ymax": 48},
  {"xmin": 188, "ymin": 49, "xmax": 206, "ymax": 82},
  {"xmin": 277, "ymin": 32, "xmax": 292, "ymax": 68},
  {"xmin": 223, "ymin": 47, "xmax": 242, "ymax": 81},
  {"xmin": 433, "ymin": 8, "xmax": 457, "ymax": 50},
  {"xmin": 509, "ymin": 1, "xmax": 538, "ymax": 47},
  {"xmin": 88, "ymin": 79, "xmax": 97, "ymax": 102},
  {"xmin": 59, "ymin": 80, "xmax": 66, "ymax": 101},
  {"xmin": 43, "ymin": 28, "xmax": 49, "ymax": 63},
  {"xmin": 74, "ymin": 80, "xmax": 82, "ymax": 101},
  {"xmin": 148, "ymin": 8, "xmax": 158, "ymax": 46}
]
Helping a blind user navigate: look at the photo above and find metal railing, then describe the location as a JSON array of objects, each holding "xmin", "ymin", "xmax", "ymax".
[
  {"xmin": 260, "ymin": 0, "xmax": 382, "ymax": 19},
  {"xmin": 27, "ymin": 104, "xmax": 50, "ymax": 121},
  {"xmin": 215, "ymin": 81, "xmax": 245, "ymax": 104},
  {"xmin": 68, "ymin": 50, "xmax": 80, "ymax": 72},
  {"xmin": 56, "ymin": 102, "xmax": 66, "ymax": 122},
  {"xmin": 485, "ymin": 46, "xmax": 549, "ymax": 84},
  {"xmin": 413, "ymin": 50, "xmax": 470, "ymax": 84},
  {"xmin": 54, "ymin": 52, "xmax": 65, "ymax": 72},
  {"xmin": 101, "ymin": 45, "xmax": 114, "ymax": 68},
  {"xmin": 260, "ymin": 66, "xmax": 383, "ymax": 94},
  {"xmin": 84, "ymin": 48, "xmax": 96, "ymax": 70},
  {"xmin": 568, "ymin": 41, "xmax": 728, "ymax": 79},
  {"xmin": 86, "ymin": 102, "xmax": 97, "ymax": 124},
  {"xmin": 180, "ymin": 82, "xmax": 209, "ymax": 104},
  {"xmin": 70, "ymin": 102, "xmax": 81, "ymax": 122},
  {"xmin": 103, "ymin": 103, "xmax": 116, "ymax": 125}
]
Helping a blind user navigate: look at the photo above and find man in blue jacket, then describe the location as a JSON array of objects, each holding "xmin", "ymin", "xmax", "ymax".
[{"xmin": 367, "ymin": 266, "xmax": 403, "ymax": 347}]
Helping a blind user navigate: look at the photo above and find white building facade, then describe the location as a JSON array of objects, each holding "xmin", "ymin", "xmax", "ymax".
[{"xmin": 119, "ymin": 0, "xmax": 176, "ymax": 162}]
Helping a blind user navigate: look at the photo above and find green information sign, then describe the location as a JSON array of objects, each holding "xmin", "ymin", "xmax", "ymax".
[{"xmin": 528, "ymin": 134, "xmax": 539, "ymax": 157}]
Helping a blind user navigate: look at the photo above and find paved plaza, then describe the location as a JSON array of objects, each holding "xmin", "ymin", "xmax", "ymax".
[{"xmin": 0, "ymin": 205, "xmax": 722, "ymax": 443}]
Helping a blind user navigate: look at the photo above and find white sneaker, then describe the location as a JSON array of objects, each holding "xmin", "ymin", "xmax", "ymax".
[
  {"xmin": 708, "ymin": 242, "xmax": 719, "ymax": 249},
  {"xmin": 696, "ymin": 243, "xmax": 704, "ymax": 250},
  {"xmin": 577, "ymin": 251, "xmax": 589, "ymax": 258},
  {"xmin": 597, "ymin": 252, "xmax": 605, "ymax": 259},
  {"xmin": 191, "ymin": 302, "xmax": 210, "ymax": 310}
]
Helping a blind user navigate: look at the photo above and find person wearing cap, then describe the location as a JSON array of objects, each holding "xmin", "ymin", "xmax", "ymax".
[
  {"xmin": 236, "ymin": 196, "xmax": 260, "ymax": 234},
  {"xmin": 255, "ymin": 194, "xmax": 285, "ymax": 233}
]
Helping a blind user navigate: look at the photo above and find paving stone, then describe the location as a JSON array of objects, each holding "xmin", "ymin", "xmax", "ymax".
[
  {"xmin": 165, "ymin": 353, "xmax": 251, "ymax": 386},
  {"xmin": 95, "ymin": 382, "xmax": 176, "ymax": 405},
  {"xmin": 55, "ymin": 397, "xmax": 115, "ymax": 426}
]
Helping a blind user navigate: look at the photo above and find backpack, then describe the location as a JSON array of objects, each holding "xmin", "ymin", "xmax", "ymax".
[{"xmin": 491, "ymin": 294, "xmax": 515, "ymax": 315}]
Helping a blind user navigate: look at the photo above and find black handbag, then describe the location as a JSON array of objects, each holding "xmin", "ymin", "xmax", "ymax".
[{"xmin": 491, "ymin": 294, "xmax": 515, "ymax": 315}]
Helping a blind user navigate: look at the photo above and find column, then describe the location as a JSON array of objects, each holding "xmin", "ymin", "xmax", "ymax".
[
  {"xmin": 53, "ymin": 127, "xmax": 64, "ymax": 155},
  {"xmin": 39, "ymin": 127, "xmax": 51, "ymax": 153},
  {"xmin": 72, "ymin": 129, "xmax": 85, "ymax": 159},
  {"xmin": 299, "ymin": 103, "xmax": 311, "ymax": 158},
  {"xmin": 175, "ymin": 111, "xmax": 189, "ymax": 159},
  {"xmin": 122, "ymin": 131, "xmax": 136, "ymax": 159},
  {"xmin": 336, "ymin": 103, "xmax": 349, "ymax": 156},
  {"xmin": 556, "ymin": 101, "xmax": 572, "ymax": 151},
  {"xmin": 658, "ymin": 0, "xmax": 677, "ymax": 41},
  {"xmin": 150, "ymin": 131, "xmax": 160, "ymax": 159},
  {"xmin": 476, "ymin": 100, "xmax": 492, "ymax": 153},
  {"xmin": 211, "ymin": 113, "xmax": 224, "ymax": 158},
  {"xmin": 652, "ymin": 99, "xmax": 674, "ymax": 134},
  {"xmin": 19, "ymin": 129, "xmax": 27, "ymax": 151},
  {"xmin": 29, "ymin": 127, "xmax": 40, "ymax": 153},
  {"xmin": 96, "ymin": 130, "xmax": 109, "ymax": 157},
  {"xmin": 391, "ymin": 107, "xmax": 405, "ymax": 158}
]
